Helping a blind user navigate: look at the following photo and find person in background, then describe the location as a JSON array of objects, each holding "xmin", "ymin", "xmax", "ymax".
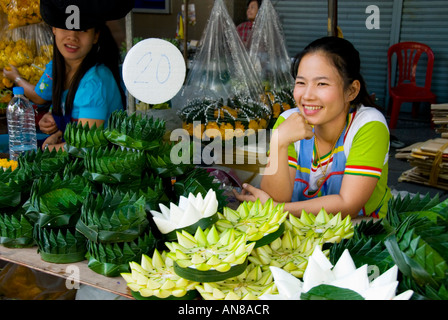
[
  {"xmin": 4, "ymin": 0, "xmax": 134, "ymax": 150},
  {"xmin": 34, "ymin": 0, "xmax": 133, "ymax": 151},
  {"xmin": 234, "ymin": 36, "xmax": 392, "ymax": 219},
  {"xmin": 236, "ymin": 0, "xmax": 262, "ymax": 46},
  {"xmin": 3, "ymin": 18, "xmax": 128, "ymax": 136}
]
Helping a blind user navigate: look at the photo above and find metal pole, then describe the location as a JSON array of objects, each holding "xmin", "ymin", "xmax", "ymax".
[
  {"xmin": 183, "ymin": 0, "xmax": 189, "ymax": 65},
  {"xmin": 327, "ymin": 0, "xmax": 338, "ymax": 36},
  {"xmin": 125, "ymin": 11, "xmax": 135, "ymax": 113}
]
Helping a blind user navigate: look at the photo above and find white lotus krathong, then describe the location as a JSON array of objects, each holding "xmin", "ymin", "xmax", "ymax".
[
  {"xmin": 150, "ymin": 189, "xmax": 218, "ymax": 234},
  {"xmin": 260, "ymin": 246, "xmax": 414, "ymax": 300}
]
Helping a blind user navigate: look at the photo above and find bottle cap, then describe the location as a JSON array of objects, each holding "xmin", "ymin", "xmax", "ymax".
[{"xmin": 13, "ymin": 87, "xmax": 25, "ymax": 95}]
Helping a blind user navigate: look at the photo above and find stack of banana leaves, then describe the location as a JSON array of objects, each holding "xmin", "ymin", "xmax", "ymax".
[{"xmin": 0, "ymin": 110, "xmax": 227, "ymax": 277}]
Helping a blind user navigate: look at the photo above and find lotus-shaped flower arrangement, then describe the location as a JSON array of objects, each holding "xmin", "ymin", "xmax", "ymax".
[
  {"xmin": 260, "ymin": 246, "xmax": 414, "ymax": 300},
  {"xmin": 150, "ymin": 189, "xmax": 218, "ymax": 240}
]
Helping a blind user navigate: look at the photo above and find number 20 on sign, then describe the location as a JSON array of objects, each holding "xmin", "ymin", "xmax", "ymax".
[{"xmin": 122, "ymin": 38, "xmax": 186, "ymax": 105}]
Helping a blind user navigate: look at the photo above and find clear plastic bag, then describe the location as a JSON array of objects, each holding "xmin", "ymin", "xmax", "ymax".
[
  {"xmin": 0, "ymin": 263, "xmax": 76, "ymax": 300},
  {"xmin": 247, "ymin": 0, "xmax": 297, "ymax": 126},
  {"xmin": 177, "ymin": 0, "xmax": 271, "ymax": 141},
  {"xmin": 0, "ymin": 0, "xmax": 43, "ymax": 29},
  {"xmin": 0, "ymin": 22, "xmax": 53, "ymax": 87}
]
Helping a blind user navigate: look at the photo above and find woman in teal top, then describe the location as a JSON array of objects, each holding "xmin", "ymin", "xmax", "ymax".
[
  {"xmin": 35, "ymin": 58, "xmax": 123, "ymax": 131},
  {"xmin": 36, "ymin": 0, "xmax": 130, "ymax": 151},
  {"xmin": 40, "ymin": 23, "xmax": 125, "ymax": 151}
]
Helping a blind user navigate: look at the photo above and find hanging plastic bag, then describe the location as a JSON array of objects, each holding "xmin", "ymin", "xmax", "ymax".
[
  {"xmin": 0, "ymin": 22, "xmax": 53, "ymax": 88},
  {"xmin": 247, "ymin": 0, "xmax": 296, "ymax": 127},
  {"xmin": 0, "ymin": 0, "xmax": 42, "ymax": 29},
  {"xmin": 177, "ymin": 0, "xmax": 271, "ymax": 142}
]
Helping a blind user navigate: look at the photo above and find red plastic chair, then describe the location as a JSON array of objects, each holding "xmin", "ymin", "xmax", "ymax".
[{"xmin": 387, "ymin": 41, "xmax": 436, "ymax": 129}]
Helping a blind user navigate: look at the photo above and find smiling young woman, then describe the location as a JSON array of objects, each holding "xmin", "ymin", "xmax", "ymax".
[{"xmin": 234, "ymin": 36, "xmax": 392, "ymax": 220}]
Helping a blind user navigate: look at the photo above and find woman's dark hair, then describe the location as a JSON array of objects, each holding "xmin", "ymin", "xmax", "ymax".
[
  {"xmin": 52, "ymin": 24, "xmax": 126, "ymax": 117},
  {"xmin": 291, "ymin": 36, "xmax": 378, "ymax": 108},
  {"xmin": 247, "ymin": 0, "xmax": 262, "ymax": 8}
]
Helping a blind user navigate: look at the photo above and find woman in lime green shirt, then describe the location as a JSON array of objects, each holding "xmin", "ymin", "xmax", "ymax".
[{"xmin": 234, "ymin": 36, "xmax": 391, "ymax": 219}]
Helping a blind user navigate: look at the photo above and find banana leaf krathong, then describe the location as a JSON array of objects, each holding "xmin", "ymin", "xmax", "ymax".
[
  {"xmin": 146, "ymin": 141, "xmax": 194, "ymax": 178},
  {"xmin": 77, "ymin": 187, "xmax": 149, "ymax": 243},
  {"xmin": 34, "ymin": 226, "xmax": 87, "ymax": 263},
  {"xmin": 64, "ymin": 122, "xmax": 110, "ymax": 157},
  {"xmin": 82, "ymin": 146, "xmax": 146, "ymax": 185},
  {"xmin": 23, "ymin": 173, "xmax": 91, "ymax": 228},
  {"xmin": 173, "ymin": 167, "xmax": 227, "ymax": 212},
  {"xmin": 328, "ymin": 193, "xmax": 448, "ymax": 300},
  {"xmin": 0, "ymin": 207, "xmax": 34, "ymax": 248},
  {"xmin": 18, "ymin": 147, "xmax": 69, "ymax": 178},
  {"xmin": 105, "ymin": 110, "xmax": 166, "ymax": 151},
  {"xmin": 0, "ymin": 165, "xmax": 34, "ymax": 209},
  {"xmin": 86, "ymin": 230, "xmax": 157, "ymax": 277}
]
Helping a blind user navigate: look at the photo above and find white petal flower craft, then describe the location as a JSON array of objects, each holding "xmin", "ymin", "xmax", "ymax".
[
  {"xmin": 260, "ymin": 246, "xmax": 414, "ymax": 300},
  {"xmin": 150, "ymin": 189, "xmax": 219, "ymax": 235}
]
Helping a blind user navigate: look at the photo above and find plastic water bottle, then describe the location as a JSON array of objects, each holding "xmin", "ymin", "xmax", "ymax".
[{"xmin": 6, "ymin": 87, "xmax": 37, "ymax": 160}]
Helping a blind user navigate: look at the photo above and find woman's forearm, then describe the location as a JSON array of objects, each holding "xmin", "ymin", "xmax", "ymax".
[{"xmin": 260, "ymin": 131, "xmax": 294, "ymax": 202}]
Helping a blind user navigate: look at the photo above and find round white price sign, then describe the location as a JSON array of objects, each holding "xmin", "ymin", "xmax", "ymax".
[{"xmin": 122, "ymin": 38, "xmax": 186, "ymax": 105}]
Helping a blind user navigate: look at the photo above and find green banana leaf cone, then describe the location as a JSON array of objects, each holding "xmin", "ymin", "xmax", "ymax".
[
  {"xmin": 86, "ymin": 229, "xmax": 157, "ymax": 277},
  {"xmin": 82, "ymin": 146, "xmax": 146, "ymax": 185},
  {"xmin": 0, "ymin": 165, "xmax": 34, "ymax": 209},
  {"xmin": 34, "ymin": 226, "xmax": 87, "ymax": 264},
  {"xmin": 64, "ymin": 122, "xmax": 110, "ymax": 158},
  {"xmin": 104, "ymin": 110, "xmax": 166, "ymax": 151},
  {"xmin": 0, "ymin": 207, "xmax": 35, "ymax": 248},
  {"xmin": 23, "ymin": 173, "xmax": 91, "ymax": 228},
  {"xmin": 76, "ymin": 187, "xmax": 149, "ymax": 243},
  {"xmin": 18, "ymin": 148, "xmax": 70, "ymax": 178}
]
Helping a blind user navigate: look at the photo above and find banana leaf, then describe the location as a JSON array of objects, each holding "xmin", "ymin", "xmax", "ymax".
[
  {"xmin": 23, "ymin": 173, "xmax": 91, "ymax": 227},
  {"xmin": 18, "ymin": 147, "xmax": 69, "ymax": 178},
  {"xmin": 0, "ymin": 208, "xmax": 35, "ymax": 248},
  {"xmin": 64, "ymin": 122, "xmax": 109, "ymax": 157},
  {"xmin": 105, "ymin": 110, "xmax": 166, "ymax": 151},
  {"xmin": 0, "ymin": 165, "xmax": 34, "ymax": 208},
  {"xmin": 77, "ymin": 188, "xmax": 149, "ymax": 243},
  {"xmin": 35, "ymin": 227, "xmax": 87, "ymax": 264},
  {"xmin": 173, "ymin": 167, "xmax": 227, "ymax": 212},
  {"xmin": 86, "ymin": 231, "xmax": 157, "ymax": 277},
  {"xmin": 146, "ymin": 142, "xmax": 194, "ymax": 178},
  {"xmin": 301, "ymin": 284, "xmax": 364, "ymax": 300},
  {"xmin": 83, "ymin": 146, "xmax": 146, "ymax": 184}
]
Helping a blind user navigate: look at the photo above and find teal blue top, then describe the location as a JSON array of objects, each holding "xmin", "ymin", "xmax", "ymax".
[{"xmin": 35, "ymin": 60, "xmax": 123, "ymax": 128}]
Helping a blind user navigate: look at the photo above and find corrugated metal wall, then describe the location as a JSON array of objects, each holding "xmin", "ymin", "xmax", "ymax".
[
  {"xmin": 400, "ymin": 0, "xmax": 448, "ymax": 104},
  {"xmin": 274, "ymin": 0, "xmax": 448, "ymax": 111}
]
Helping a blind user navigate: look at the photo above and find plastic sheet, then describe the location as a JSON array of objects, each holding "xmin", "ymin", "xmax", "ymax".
[
  {"xmin": 178, "ymin": 0, "xmax": 271, "ymax": 141},
  {"xmin": 0, "ymin": 262, "xmax": 76, "ymax": 300},
  {"xmin": 247, "ymin": 0, "xmax": 296, "ymax": 126}
]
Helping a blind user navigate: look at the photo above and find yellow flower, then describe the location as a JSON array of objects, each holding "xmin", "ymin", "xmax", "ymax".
[
  {"xmin": 220, "ymin": 122, "xmax": 234, "ymax": 140},
  {"xmin": 182, "ymin": 122, "xmax": 193, "ymax": 136},
  {"xmin": 273, "ymin": 103, "xmax": 281, "ymax": 118},
  {"xmin": 0, "ymin": 158, "xmax": 18, "ymax": 171},
  {"xmin": 233, "ymin": 121, "xmax": 245, "ymax": 138},
  {"xmin": 2, "ymin": 77, "xmax": 13, "ymax": 88},
  {"xmin": 258, "ymin": 118, "xmax": 267, "ymax": 129},
  {"xmin": 205, "ymin": 122, "xmax": 221, "ymax": 139},
  {"xmin": 248, "ymin": 120, "xmax": 259, "ymax": 131},
  {"xmin": 282, "ymin": 102, "xmax": 291, "ymax": 111},
  {"xmin": 193, "ymin": 123, "xmax": 205, "ymax": 140}
]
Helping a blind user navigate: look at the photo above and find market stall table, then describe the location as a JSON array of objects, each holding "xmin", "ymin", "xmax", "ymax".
[
  {"xmin": 0, "ymin": 216, "xmax": 375, "ymax": 300},
  {"xmin": 0, "ymin": 245, "xmax": 132, "ymax": 299}
]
